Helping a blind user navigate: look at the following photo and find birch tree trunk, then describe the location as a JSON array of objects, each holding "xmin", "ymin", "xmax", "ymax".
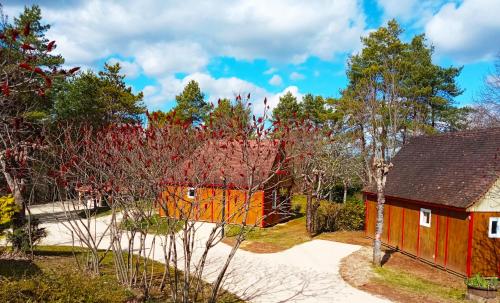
[
  {"xmin": 372, "ymin": 159, "xmax": 391, "ymax": 266},
  {"xmin": 1, "ymin": 158, "xmax": 26, "ymax": 228},
  {"xmin": 359, "ymin": 124, "xmax": 373, "ymax": 185},
  {"xmin": 342, "ymin": 180, "xmax": 347, "ymax": 203},
  {"xmin": 305, "ymin": 172, "xmax": 321, "ymax": 234},
  {"xmin": 306, "ymin": 190, "xmax": 314, "ymax": 233}
]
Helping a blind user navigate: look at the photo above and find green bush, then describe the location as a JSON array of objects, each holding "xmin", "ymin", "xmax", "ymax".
[
  {"xmin": 291, "ymin": 203, "xmax": 302, "ymax": 215},
  {"xmin": 0, "ymin": 195, "xmax": 18, "ymax": 232},
  {"xmin": 315, "ymin": 200, "xmax": 365, "ymax": 232},
  {"xmin": 6, "ymin": 218, "xmax": 47, "ymax": 253},
  {"xmin": 465, "ymin": 274, "xmax": 499, "ymax": 290},
  {"xmin": 336, "ymin": 200, "xmax": 365, "ymax": 230}
]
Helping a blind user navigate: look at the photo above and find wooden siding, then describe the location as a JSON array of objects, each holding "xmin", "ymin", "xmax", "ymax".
[
  {"xmin": 471, "ymin": 212, "xmax": 500, "ymax": 277},
  {"xmin": 388, "ymin": 204, "xmax": 403, "ymax": 248},
  {"xmin": 402, "ymin": 202, "xmax": 419, "ymax": 256},
  {"xmin": 365, "ymin": 199, "xmax": 377, "ymax": 237},
  {"xmin": 435, "ymin": 214, "xmax": 448, "ymax": 266},
  {"xmin": 365, "ymin": 195, "xmax": 471, "ymax": 276},
  {"xmin": 159, "ymin": 186, "xmax": 287, "ymax": 227},
  {"xmin": 445, "ymin": 211, "xmax": 469, "ymax": 274},
  {"xmin": 418, "ymin": 208, "xmax": 436, "ymax": 262}
]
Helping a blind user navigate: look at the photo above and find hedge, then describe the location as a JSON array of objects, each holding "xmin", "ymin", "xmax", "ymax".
[{"xmin": 314, "ymin": 200, "xmax": 365, "ymax": 232}]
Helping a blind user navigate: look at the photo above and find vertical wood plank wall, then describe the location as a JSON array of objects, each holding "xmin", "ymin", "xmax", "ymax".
[
  {"xmin": 471, "ymin": 212, "xmax": 500, "ymax": 277},
  {"xmin": 365, "ymin": 196, "xmax": 471, "ymax": 276},
  {"xmin": 402, "ymin": 202, "xmax": 419, "ymax": 256},
  {"xmin": 159, "ymin": 186, "xmax": 291, "ymax": 227},
  {"xmin": 160, "ymin": 186, "xmax": 267, "ymax": 226},
  {"xmin": 366, "ymin": 201, "xmax": 377, "ymax": 236},
  {"xmin": 446, "ymin": 211, "xmax": 469, "ymax": 274},
  {"xmin": 389, "ymin": 205, "xmax": 403, "ymax": 247}
]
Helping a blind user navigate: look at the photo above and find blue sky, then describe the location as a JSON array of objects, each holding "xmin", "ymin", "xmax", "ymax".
[{"xmin": 4, "ymin": 0, "xmax": 500, "ymax": 114}]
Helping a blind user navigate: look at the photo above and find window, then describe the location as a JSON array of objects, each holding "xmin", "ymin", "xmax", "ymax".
[
  {"xmin": 187, "ymin": 187, "xmax": 196, "ymax": 199},
  {"xmin": 272, "ymin": 190, "xmax": 278, "ymax": 209},
  {"xmin": 420, "ymin": 208, "xmax": 431, "ymax": 227},
  {"xmin": 489, "ymin": 217, "xmax": 500, "ymax": 238}
]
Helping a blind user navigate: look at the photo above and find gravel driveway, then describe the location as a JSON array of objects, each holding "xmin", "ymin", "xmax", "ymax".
[{"xmin": 39, "ymin": 212, "xmax": 390, "ymax": 303}]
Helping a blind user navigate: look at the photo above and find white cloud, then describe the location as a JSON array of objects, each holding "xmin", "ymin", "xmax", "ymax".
[
  {"xmin": 266, "ymin": 85, "xmax": 303, "ymax": 108},
  {"xmin": 142, "ymin": 85, "xmax": 157, "ymax": 97},
  {"xmin": 486, "ymin": 75, "xmax": 499, "ymax": 87},
  {"xmin": 146, "ymin": 75, "xmax": 185, "ymax": 109},
  {"xmin": 425, "ymin": 0, "xmax": 500, "ymax": 62},
  {"xmin": 377, "ymin": 0, "xmax": 418, "ymax": 20},
  {"xmin": 4, "ymin": 0, "xmax": 366, "ymax": 68},
  {"xmin": 264, "ymin": 67, "xmax": 278, "ymax": 75},
  {"xmin": 107, "ymin": 58, "xmax": 141, "ymax": 78},
  {"xmin": 144, "ymin": 73, "xmax": 269, "ymax": 111},
  {"xmin": 143, "ymin": 73, "xmax": 302, "ymax": 116},
  {"xmin": 268, "ymin": 74, "xmax": 283, "ymax": 86},
  {"xmin": 133, "ymin": 41, "xmax": 209, "ymax": 76},
  {"xmin": 186, "ymin": 73, "xmax": 270, "ymax": 107},
  {"xmin": 376, "ymin": 0, "xmax": 447, "ymax": 26},
  {"xmin": 290, "ymin": 72, "xmax": 305, "ymax": 81}
]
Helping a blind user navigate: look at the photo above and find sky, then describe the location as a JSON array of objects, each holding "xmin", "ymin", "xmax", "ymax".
[{"xmin": 3, "ymin": 0, "xmax": 500, "ymax": 114}]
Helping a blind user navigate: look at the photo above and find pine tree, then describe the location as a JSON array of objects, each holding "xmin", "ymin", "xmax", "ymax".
[
  {"xmin": 272, "ymin": 91, "xmax": 302, "ymax": 123},
  {"xmin": 171, "ymin": 80, "xmax": 210, "ymax": 124}
]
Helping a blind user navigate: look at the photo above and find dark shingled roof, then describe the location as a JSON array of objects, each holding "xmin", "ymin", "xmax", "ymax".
[{"xmin": 365, "ymin": 128, "xmax": 500, "ymax": 209}]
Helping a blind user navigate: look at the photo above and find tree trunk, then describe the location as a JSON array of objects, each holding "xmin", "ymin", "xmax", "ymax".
[
  {"xmin": 342, "ymin": 180, "xmax": 347, "ymax": 203},
  {"xmin": 372, "ymin": 159, "xmax": 391, "ymax": 266},
  {"xmin": 11, "ymin": 180, "xmax": 26, "ymax": 228},
  {"xmin": 306, "ymin": 191, "xmax": 314, "ymax": 233},
  {"xmin": 305, "ymin": 173, "xmax": 321, "ymax": 234},
  {"xmin": 431, "ymin": 102, "xmax": 436, "ymax": 129},
  {"xmin": 359, "ymin": 124, "xmax": 373, "ymax": 185},
  {"xmin": 1, "ymin": 160, "xmax": 26, "ymax": 228}
]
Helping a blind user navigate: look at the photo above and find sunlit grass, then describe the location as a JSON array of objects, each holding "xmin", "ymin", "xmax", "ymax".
[
  {"xmin": 373, "ymin": 266, "xmax": 466, "ymax": 302},
  {"xmin": 0, "ymin": 245, "xmax": 244, "ymax": 303},
  {"xmin": 121, "ymin": 214, "xmax": 184, "ymax": 235},
  {"xmin": 224, "ymin": 195, "xmax": 314, "ymax": 252}
]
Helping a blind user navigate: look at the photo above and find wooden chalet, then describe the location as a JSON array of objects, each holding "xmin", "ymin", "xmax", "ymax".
[
  {"xmin": 159, "ymin": 140, "xmax": 292, "ymax": 227},
  {"xmin": 364, "ymin": 128, "xmax": 500, "ymax": 277}
]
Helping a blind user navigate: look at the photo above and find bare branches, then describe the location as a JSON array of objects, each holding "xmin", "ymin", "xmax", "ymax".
[
  {"xmin": 0, "ymin": 16, "xmax": 75, "ymax": 254},
  {"xmin": 469, "ymin": 54, "xmax": 500, "ymax": 129},
  {"xmin": 44, "ymin": 95, "xmax": 312, "ymax": 302}
]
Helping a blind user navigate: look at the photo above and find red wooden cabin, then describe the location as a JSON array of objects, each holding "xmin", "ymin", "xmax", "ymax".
[
  {"xmin": 364, "ymin": 128, "xmax": 500, "ymax": 277},
  {"xmin": 159, "ymin": 140, "xmax": 292, "ymax": 227}
]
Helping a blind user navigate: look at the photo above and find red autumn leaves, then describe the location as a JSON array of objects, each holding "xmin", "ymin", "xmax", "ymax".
[
  {"xmin": 47, "ymin": 40, "xmax": 56, "ymax": 52},
  {"xmin": 0, "ymin": 22, "xmax": 79, "ymax": 97},
  {"xmin": 1, "ymin": 81, "xmax": 9, "ymax": 96}
]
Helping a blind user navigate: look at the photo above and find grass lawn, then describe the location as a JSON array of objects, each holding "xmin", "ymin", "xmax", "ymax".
[
  {"xmin": 77, "ymin": 205, "xmax": 113, "ymax": 218},
  {"xmin": 0, "ymin": 246, "xmax": 134, "ymax": 303},
  {"xmin": 222, "ymin": 195, "xmax": 369, "ymax": 253},
  {"xmin": 223, "ymin": 195, "xmax": 311, "ymax": 252},
  {"xmin": 0, "ymin": 246, "xmax": 243, "ymax": 303},
  {"xmin": 316, "ymin": 230, "xmax": 371, "ymax": 246},
  {"xmin": 373, "ymin": 266, "xmax": 466, "ymax": 302},
  {"xmin": 224, "ymin": 215, "xmax": 312, "ymax": 253},
  {"xmin": 75, "ymin": 205, "xmax": 181, "ymax": 235},
  {"xmin": 121, "ymin": 214, "xmax": 184, "ymax": 235}
]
